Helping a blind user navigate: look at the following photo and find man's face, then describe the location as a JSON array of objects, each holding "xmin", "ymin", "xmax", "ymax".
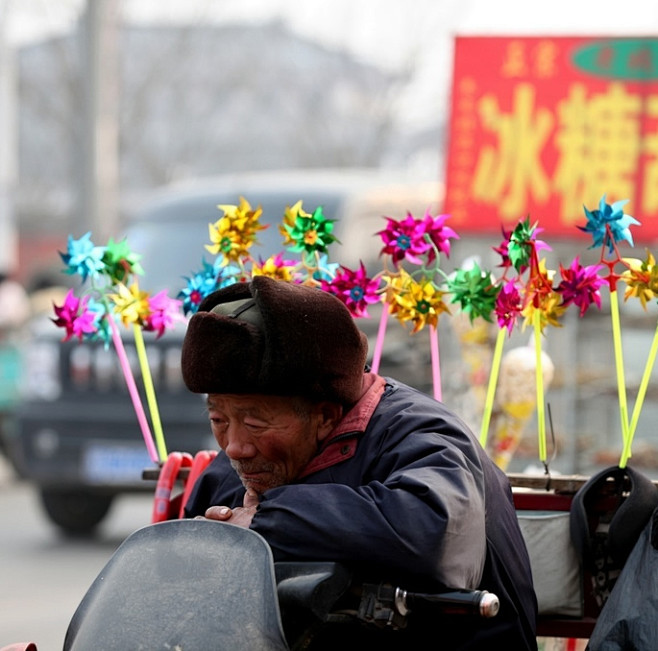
[{"xmin": 206, "ymin": 393, "xmax": 339, "ymax": 494}]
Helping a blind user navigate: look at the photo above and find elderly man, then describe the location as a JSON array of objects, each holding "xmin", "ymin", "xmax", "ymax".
[{"xmin": 181, "ymin": 276, "xmax": 537, "ymax": 650}]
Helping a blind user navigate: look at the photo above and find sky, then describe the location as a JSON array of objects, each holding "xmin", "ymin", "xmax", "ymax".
[{"xmin": 6, "ymin": 0, "xmax": 658, "ymax": 50}]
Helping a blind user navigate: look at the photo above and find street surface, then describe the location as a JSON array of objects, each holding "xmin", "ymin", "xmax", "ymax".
[{"xmin": 0, "ymin": 455, "xmax": 153, "ymax": 651}]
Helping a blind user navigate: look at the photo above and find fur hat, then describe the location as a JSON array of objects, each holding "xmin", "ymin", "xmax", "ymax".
[{"xmin": 181, "ymin": 276, "xmax": 368, "ymax": 405}]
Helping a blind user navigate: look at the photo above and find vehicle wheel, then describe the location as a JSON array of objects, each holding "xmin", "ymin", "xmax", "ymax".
[{"xmin": 39, "ymin": 489, "xmax": 114, "ymax": 536}]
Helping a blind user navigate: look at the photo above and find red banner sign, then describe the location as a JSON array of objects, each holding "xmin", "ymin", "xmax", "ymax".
[{"xmin": 443, "ymin": 36, "xmax": 658, "ymax": 242}]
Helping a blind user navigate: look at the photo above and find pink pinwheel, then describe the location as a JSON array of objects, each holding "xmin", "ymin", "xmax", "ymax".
[
  {"xmin": 420, "ymin": 210, "xmax": 459, "ymax": 263},
  {"xmin": 321, "ymin": 262, "xmax": 382, "ymax": 318},
  {"xmin": 492, "ymin": 227, "xmax": 513, "ymax": 271},
  {"xmin": 143, "ymin": 291, "xmax": 184, "ymax": 338},
  {"xmin": 378, "ymin": 213, "xmax": 431, "ymax": 265},
  {"xmin": 493, "ymin": 280, "xmax": 523, "ymax": 334},
  {"xmin": 52, "ymin": 289, "xmax": 98, "ymax": 341},
  {"xmin": 556, "ymin": 257, "xmax": 607, "ymax": 317}
]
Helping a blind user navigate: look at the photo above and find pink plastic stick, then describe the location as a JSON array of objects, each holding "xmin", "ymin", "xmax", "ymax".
[
  {"xmin": 371, "ymin": 307, "xmax": 389, "ymax": 374},
  {"xmin": 108, "ymin": 315, "xmax": 159, "ymax": 462},
  {"xmin": 430, "ymin": 324, "xmax": 442, "ymax": 402}
]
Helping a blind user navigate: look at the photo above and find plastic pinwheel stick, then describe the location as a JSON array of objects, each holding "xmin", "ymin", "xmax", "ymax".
[
  {"xmin": 621, "ymin": 320, "xmax": 658, "ymax": 468},
  {"xmin": 479, "ymin": 327, "xmax": 506, "ymax": 448},
  {"xmin": 533, "ymin": 311, "xmax": 547, "ymax": 464},
  {"xmin": 107, "ymin": 315, "xmax": 159, "ymax": 463},
  {"xmin": 133, "ymin": 323, "xmax": 168, "ymax": 462}
]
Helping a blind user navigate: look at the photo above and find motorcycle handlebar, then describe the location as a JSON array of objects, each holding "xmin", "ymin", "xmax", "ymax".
[{"xmin": 395, "ymin": 587, "xmax": 500, "ymax": 619}]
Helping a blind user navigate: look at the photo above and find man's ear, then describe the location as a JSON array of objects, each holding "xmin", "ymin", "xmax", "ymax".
[{"xmin": 315, "ymin": 402, "xmax": 344, "ymax": 442}]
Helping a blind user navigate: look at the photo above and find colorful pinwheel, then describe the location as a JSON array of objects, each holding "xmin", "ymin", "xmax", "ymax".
[
  {"xmin": 579, "ymin": 195, "xmax": 640, "ymax": 255},
  {"xmin": 576, "ymin": 195, "xmax": 641, "ymax": 468},
  {"xmin": 284, "ymin": 205, "xmax": 338, "ymax": 256},
  {"xmin": 556, "ymin": 257, "xmax": 607, "ymax": 317},
  {"xmin": 448, "ymin": 263, "xmax": 500, "ymax": 324},
  {"xmin": 321, "ymin": 263, "xmax": 382, "ymax": 319},
  {"xmin": 377, "ymin": 212, "xmax": 435, "ymax": 266},
  {"xmin": 59, "ymin": 232, "xmax": 106, "ymax": 282},
  {"xmin": 493, "ymin": 280, "xmax": 523, "ymax": 335},
  {"xmin": 52, "ymin": 289, "xmax": 100, "ymax": 342}
]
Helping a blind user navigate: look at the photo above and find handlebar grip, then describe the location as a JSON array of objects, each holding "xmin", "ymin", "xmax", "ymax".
[{"xmin": 397, "ymin": 588, "xmax": 500, "ymax": 619}]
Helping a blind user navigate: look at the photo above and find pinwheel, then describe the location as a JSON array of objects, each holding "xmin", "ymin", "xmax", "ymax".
[
  {"xmin": 320, "ymin": 262, "xmax": 382, "ymax": 319},
  {"xmin": 284, "ymin": 204, "xmax": 339, "ymax": 257},
  {"xmin": 578, "ymin": 195, "xmax": 640, "ymax": 468},
  {"xmin": 52, "ymin": 289, "xmax": 101, "ymax": 342},
  {"xmin": 206, "ymin": 197, "xmax": 268, "ymax": 265},
  {"xmin": 251, "ymin": 253, "xmax": 298, "ymax": 282}
]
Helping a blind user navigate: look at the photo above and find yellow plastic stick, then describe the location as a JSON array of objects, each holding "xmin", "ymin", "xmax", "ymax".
[
  {"xmin": 534, "ymin": 311, "xmax": 547, "ymax": 464},
  {"xmin": 479, "ymin": 327, "xmax": 506, "ymax": 448},
  {"xmin": 621, "ymin": 320, "xmax": 658, "ymax": 467},
  {"xmin": 133, "ymin": 324, "xmax": 168, "ymax": 462},
  {"xmin": 609, "ymin": 290, "xmax": 629, "ymax": 459},
  {"xmin": 108, "ymin": 317, "xmax": 158, "ymax": 463}
]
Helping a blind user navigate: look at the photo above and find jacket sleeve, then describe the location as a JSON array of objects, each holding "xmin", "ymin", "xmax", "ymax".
[
  {"xmin": 182, "ymin": 452, "xmax": 244, "ymax": 517},
  {"xmin": 251, "ymin": 404, "xmax": 488, "ymax": 591}
]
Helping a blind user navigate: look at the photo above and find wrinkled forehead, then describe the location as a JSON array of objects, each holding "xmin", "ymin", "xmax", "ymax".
[{"xmin": 206, "ymin": 392, "xmax": 307, "ymax": 416}]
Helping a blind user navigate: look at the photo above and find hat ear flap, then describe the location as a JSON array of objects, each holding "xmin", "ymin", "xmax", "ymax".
[{"xmin": 197, "ymin": 282, "xmax": 253, "ymax": 313}]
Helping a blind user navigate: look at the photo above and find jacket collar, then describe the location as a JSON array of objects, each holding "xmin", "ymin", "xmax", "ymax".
[{"xmin": 299, "ymin": 372, "xmax": 386, "ymax": 478}]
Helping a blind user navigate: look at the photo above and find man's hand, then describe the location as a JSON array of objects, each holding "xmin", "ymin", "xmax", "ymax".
[{"xmin": 203, "ymin": 489, "xmax": 259, "ymax": 528}]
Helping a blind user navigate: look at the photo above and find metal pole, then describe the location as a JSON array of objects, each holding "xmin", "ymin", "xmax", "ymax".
[
  {"xmin": 80, "ymin": 0, "xmax": 119, "ymax": 241},
  {"xmin": 0, "ymin": 0, "xmax": 18, "ymax": 275}
]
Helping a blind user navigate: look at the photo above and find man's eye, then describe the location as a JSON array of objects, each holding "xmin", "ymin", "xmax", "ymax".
[{"xmin": 244, "ymin": 421, "xmax": 267, "ymax": 432}]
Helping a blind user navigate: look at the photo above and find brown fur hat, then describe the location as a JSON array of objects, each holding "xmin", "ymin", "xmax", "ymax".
[{"xmin": 181, "ymin": 276, "xmax": 368, "ymax": 405}]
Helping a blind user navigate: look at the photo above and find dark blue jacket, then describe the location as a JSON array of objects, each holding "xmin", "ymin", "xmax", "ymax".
[{"xmin": 185, "ymin": 377, "xmax": 538, "ymax": 649}]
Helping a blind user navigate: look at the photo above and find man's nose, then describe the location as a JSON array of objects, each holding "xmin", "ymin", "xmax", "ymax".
[{"xmin": 223, "ymin": 427, "xmax": 257, "ymax": 460}]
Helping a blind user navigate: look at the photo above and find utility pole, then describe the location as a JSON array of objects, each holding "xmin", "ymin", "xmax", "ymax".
[
  {"xmin": 79, "ymin": 0, "xmax": 119, "ymax": 241},
  {"xmin": 0, "ymin": 1, "xmax": 18, "ymax": 276}
]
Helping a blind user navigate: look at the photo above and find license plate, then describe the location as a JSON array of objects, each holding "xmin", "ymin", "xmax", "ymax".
[{"xmin": 83, "ymin": 444, "xmax": 154, "ymax": 484}]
